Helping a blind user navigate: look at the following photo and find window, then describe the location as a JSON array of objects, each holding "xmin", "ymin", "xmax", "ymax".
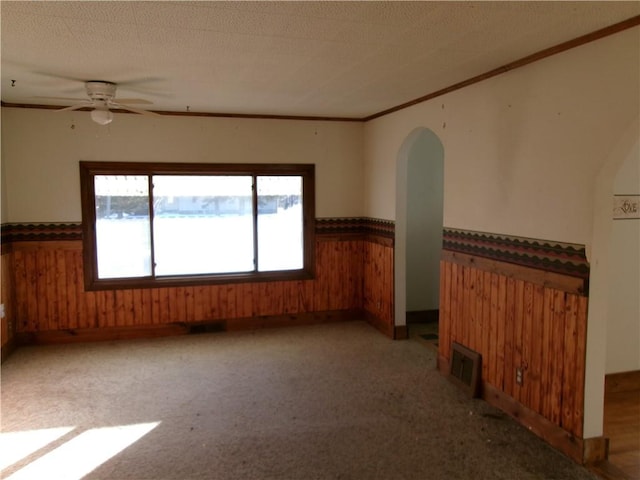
[{"xmin": 80, "ymin": 162, "xmax": 315, "ymax": 290}]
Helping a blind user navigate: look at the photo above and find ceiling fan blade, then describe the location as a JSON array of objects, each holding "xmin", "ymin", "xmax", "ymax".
[
  {"xmin": 56, "ymin": 103, "xmax": 92, "ymax": 112},
  {"xmin": 110, "ymin": 102, "xmax": 161, "ymax": 117},
  {"xmin": 115, "ymin": 98, "xmax": 153, "ymax": 105},
  {"xmin": 33, "ymin": 96, "xmax": 87, "ymax": 102}
]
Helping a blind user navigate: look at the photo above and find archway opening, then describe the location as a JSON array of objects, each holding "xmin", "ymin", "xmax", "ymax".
[{"xmin": 395, "ymin": 128, "xmax": 444, "ymax": 341}]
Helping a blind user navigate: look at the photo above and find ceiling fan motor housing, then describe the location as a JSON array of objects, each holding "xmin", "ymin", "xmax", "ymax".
[{"xmin": 85, "ymin": 81, "xmax": 117, "ymax": 102}]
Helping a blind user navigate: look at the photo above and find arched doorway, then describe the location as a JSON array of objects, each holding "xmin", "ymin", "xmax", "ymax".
[
  {"xmin": 395, "ymin": 128, "xmax": 444, "ymax": 338},
  {"xmin": 584, "ymin": 119, "xmax": 639, "ymax": 447}
]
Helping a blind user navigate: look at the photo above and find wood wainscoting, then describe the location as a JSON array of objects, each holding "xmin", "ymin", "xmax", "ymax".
[
  {"xmin": 438, "ymin": 228, "xmax": 597, "ymax": 464},
  {"xmin": 1, "ymin": 218, "xmax": 396, "ymax": 350},
  {"xmin": 1, "ymin": 247, "xmax": 17, "ymax": 360},
  {"xmin": 363, "ymin": 235, "xmax": 394, "ymax": 338}
]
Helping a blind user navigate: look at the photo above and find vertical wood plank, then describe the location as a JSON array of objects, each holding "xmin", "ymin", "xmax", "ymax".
[
  {"xmin": 45, "ymin": 250, "xmax": 59, "ymax": 331},
  {"xmin": 315, "ymin": 241, "xmax": 328, "ymax": 312},
  {"xmin": 174, "ymin": 286, "xmax": 188, "ymax": 323},
  {"xmin": 457, "ymin": 265, "xmax": 466, "ymax": 347},
  {"xmin": 150, "ymin": 288, "xmax": 161, "ymax": 324},
  {"xmin": 521, "ymin": 282, "xmax": 534, "ymax": 411},
  {"xmin": 27, "ymin": 252, "xmax": 40, "ymax": 330},
  {"xmin": 64, "ymin": 251, "xmax": 78, "ymax": 329},
  {"xmin": 439, "ymin": 260, "xmax": 452, "ymax": 360},
  {"xmin": 132, "ymin": 288, "xmax": 144, "ymax": 325},
  {"xmin": 1, "ymin": 253, "xmax": 13, "ymax": 344},
  {"xmin": 141, "ymin": 288, "xmax": 152, "ymax": 325},
  {"xmin": 269, "ymin": 282, "xmax": 283, "ymax": 317},
  {"xmin": 512, "ymin": 279, "xmax": 525, "ymax": 403},
  {"xmin": 242, "ymin": 283, "xmax": 254, "ymax": 318},
  {"xmin": 540, "ymin": 288, "xmax": 554, "ymax": 419},
  {"xmin": 549, "ymin": 290, "xmax": 566, "ymax": 425},
  {"xmin": 14, "ymin": 251, "xmax": 29, "ymax": 332},
  {"xmin": 503, "ymin": 277, "xmax": 516, "ymax": 398},
  {"xmin": 95, "ymin": 290, "xmax": 108, "ymax": 328},
  {"xmin": 84, "ymin": 290, "xmax": 97, "ymax": 329},
  {"xmin": 74, "ymin": 250, "xmax": 88, "ymax": 328},
  {"xmin": 35, "ymin": 251, "xmax": 48, "ymax": 331},
  {"xmin": 474, "ymin": 268, "xmax": 484, "ymax": 357},
  {"xmin": 449, "ymin": 263, "xmax": 459, "ymax": 348},
  {"xmin": 560, "ymin": 294, "xmax": 578, "ymax": 434},
  {"xmin": 55, "ymin": 250, "xmax": 68, "ymax": 328},
  {"xmin": 528, "ymin": 284, "xmax": 545, "ymax": 414},
  {"xmin": 349, "ymin": 241, "xmax": 361, "ymax": 310},
  {"xmin": 488, "ymin": 272, "xmax": 499, "ymax": 387},
  {"xmin": 495, "ymin": 275, "xmax": 507, "ymax": 390},
  {"xmin": 481, "ymin": 271, "xmax": 492, "ymax": 382},
  {"xmin": 112, "ymin": 290, "xmax": 127, "ymax": 327},
  {"xmin": 331, "ymin": 242, "xmax": 341, "ymax": 311},
  {"xmin": 184, "ymin": 286, "xmax": 195, "ymax": 322},
  {"xmin": 574, "ymin": 295, "xmax": 588, "ymax": 438},
  {"xmin": 211, "ymin": 285, "xmax": 223, "ymax": 319},
  {"xmin": 284, "ymin": 282, "xmax": 302, "ymax": 314},
  {"xmin": 159, "ymin": 288, "xmax": 172, "ymax": 324},
  {"xmin": 123, "ymin": 289, "xmax": 135, "ymax": 327},
  {"xmin": 462, "ymin": 265, "xmax": 472, "ymax": 350},
  {"xmin": 111, "ymin": 290, "xmax": 122, "ymax": 327}
]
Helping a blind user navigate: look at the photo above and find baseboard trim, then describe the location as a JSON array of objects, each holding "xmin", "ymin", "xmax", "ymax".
[
  {"xmin": 582, "ymin": 436, "xmax": 609, "ymax": 464},
  {"xmin": 17, "ymin": 324, "xmax": 190, "ymax": 345},
  {"xmin": 394, "ymin": 325, "xmax": 408, "ymax": 340},
  {"xmin": 406, "ymin": 310, "xmax": 439, "ymax": 324},
  {"xmin": 225, "ymin": 309, "xmax": 363, "ymax": 332},
  {"xmin": 482, "ymin": 382, "xmax": 585, "ymax": 463},
  {"xmin": 15, "ymin": 310, "xmax": 367, "ymax": 345},
  {"xmin": 437, "ymin": 354, "xmax": 606, "ymax": 465},
  {"xmin": 605, "ymin": 370, "xmax": 640, "ymax": 394}
]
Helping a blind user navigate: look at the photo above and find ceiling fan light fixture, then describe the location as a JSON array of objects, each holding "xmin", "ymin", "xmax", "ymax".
[{"xmin": 90, "ymin": 107, "xmax": 113, "ymax": 125}]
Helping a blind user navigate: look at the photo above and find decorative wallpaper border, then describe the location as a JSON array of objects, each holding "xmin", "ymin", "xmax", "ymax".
[
  {"xmin": 2, "ymin": 219, "xmax": 396, "ymax": 244},
  {"xmin": 315, "ymin": 218, "xmax": 395, "ymax": 238},
  {"xmin": 613, "ymin": 194, "xmax": 640, "ymax": 220},
  {"xmin": 2, "ymin": 223, "xmax": 588, "ymax": 280},
  {"xmin": 443, "ymin": 228, "xmax": 589, "ymax": 279},
  {"xmin": 1, "ymin": 223, "xmax": 83, "ymax": 243}
]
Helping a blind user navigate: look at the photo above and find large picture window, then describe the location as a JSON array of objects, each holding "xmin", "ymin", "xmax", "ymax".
[{"xmin": 80, "ymin": 162, "xmax": 315, "ymax": 290}]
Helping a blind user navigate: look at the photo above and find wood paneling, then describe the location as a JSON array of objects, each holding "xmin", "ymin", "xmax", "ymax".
[
  {"xmin": 10, "ymin": 238, "xmax": 367, "ymax": 337},
  {"xmin": 441, "ymin": 250, "xmax": 587, "ymax": 296},
  {"xmin": 362, "ymin": 239, "xmax": 394, "ymax": 336},
  {"xmin": 1, "ymin": 251, "xmax": 15, "ymax": 355},
  {"xmin": 439, "ymin": 258, "xmax": 588, "ymax": 440}
]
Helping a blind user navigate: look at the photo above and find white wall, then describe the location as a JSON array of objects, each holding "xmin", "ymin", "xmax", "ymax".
[
  {"xmin": 606, "ymin": 142, "xmax": 640, "ymax": 374},
  {"xmin": 363, "ymin": 28, "xmax": 639, "ymax": 246},
  {"xmin": 0, "ymin": 109, "xmax": 364, "ymax": 223},
  {"xmin": 363, "ymin": 26, "xmax": 640, "ymax": 440},
  {"xmin": 0, "ymin": 113, "xmax": 7, "ymax": 222}
]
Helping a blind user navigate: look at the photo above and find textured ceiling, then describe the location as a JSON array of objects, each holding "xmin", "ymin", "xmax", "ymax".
[{"xmin": 1, "ymin": 1, "xmax": 639, "ymax": 119}]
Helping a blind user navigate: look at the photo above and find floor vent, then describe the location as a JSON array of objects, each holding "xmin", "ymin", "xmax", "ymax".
[
  {"xmin": 449, "ymin": 342, "xmax": 482, "ymax": 397},
  {"xmin": 188, "ymin": 321, "xmax": 226, "ymax": 334}
]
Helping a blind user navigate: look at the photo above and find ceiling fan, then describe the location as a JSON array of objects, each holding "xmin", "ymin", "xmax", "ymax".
[{"xmin": 41, "ymin": 80, "xmax": 160, "ymax": 125}]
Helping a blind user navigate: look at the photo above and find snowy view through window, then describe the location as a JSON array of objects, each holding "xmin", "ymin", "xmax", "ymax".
[{"xmin": 94, "ymin": 175, "xmax": 303, "ymax": 279}]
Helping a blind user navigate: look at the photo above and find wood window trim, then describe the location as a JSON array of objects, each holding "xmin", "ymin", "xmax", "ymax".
[{"xmin": 79, "ymin": 161, "xmax": 315, "ymax": 291}]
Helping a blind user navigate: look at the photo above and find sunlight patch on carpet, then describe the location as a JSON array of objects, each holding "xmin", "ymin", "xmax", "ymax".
[
  {"xmin": 0, "ymin": 426, "xmax": 75, "ymax": 470},
  {"xmin": 3, "ymin": 422, "xmax": 159, "ymax": 480}
]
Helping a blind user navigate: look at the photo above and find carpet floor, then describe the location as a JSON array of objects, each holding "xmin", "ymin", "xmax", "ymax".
[{"xmin": 1, "ymin": 321, "xmax": 598, "ymax": 480}]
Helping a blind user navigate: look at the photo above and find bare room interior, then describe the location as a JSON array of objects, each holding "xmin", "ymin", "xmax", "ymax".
[{"xmin": 1, "ymin": 2, "xmax": 639, "ymax": 479}]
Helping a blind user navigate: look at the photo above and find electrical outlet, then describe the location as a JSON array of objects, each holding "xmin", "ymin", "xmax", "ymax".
[{"xmin": 515, "ymin": 367, "xmax": 524, "ymax": 386}]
